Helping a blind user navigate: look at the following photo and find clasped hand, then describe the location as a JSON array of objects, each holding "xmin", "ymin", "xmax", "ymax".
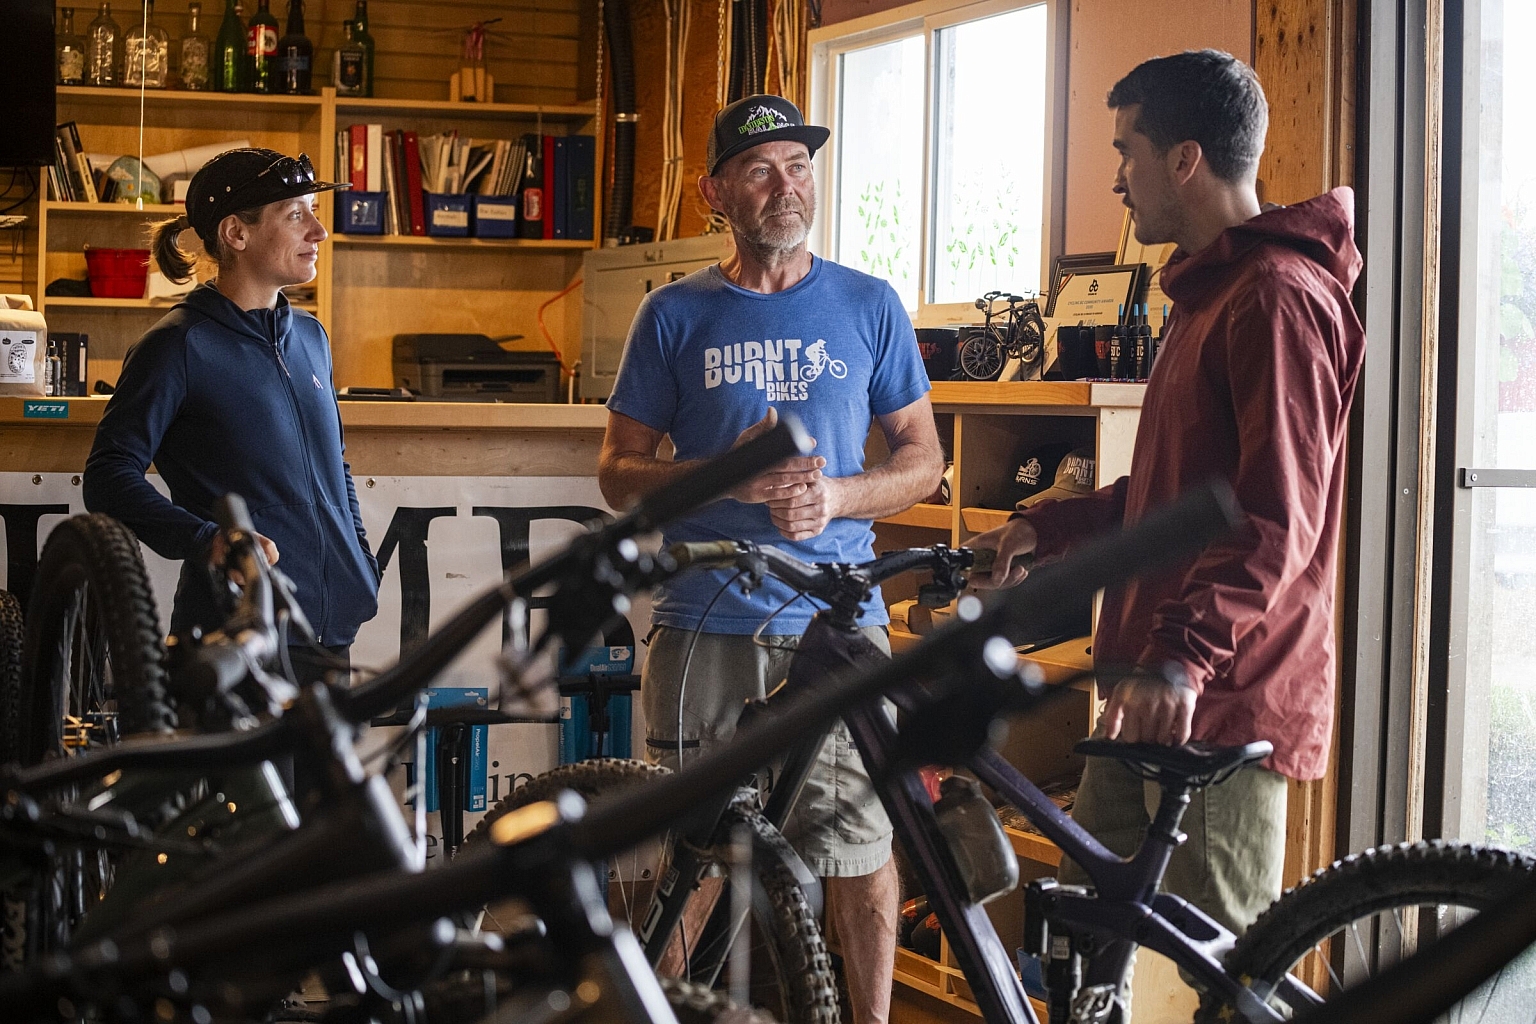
[{"xmin": 728, "ymin": 409, "xmax": 839, "ymax": 541}]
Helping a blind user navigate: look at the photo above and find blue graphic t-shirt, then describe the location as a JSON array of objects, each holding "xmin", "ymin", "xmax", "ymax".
[{"xmin": 607, "ymin": 256, "xmax": 930, "ymax": 634}]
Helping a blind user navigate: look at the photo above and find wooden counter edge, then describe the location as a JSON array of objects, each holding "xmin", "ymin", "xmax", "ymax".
[{"xmin": 0, "ymin": 397, "xmax": 610, "ymax": 431}]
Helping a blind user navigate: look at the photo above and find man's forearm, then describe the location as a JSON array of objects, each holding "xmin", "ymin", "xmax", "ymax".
[
  {"xmin": 597, "ymin": 452, "xmax": 701, "ymax": 511},
  {"xmin": 832, "ymin": 440, "xmax": 944, "ymax": 521}
]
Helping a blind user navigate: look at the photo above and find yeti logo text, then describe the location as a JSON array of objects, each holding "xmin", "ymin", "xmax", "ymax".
[{"xmin": 703, "ymin": 339, "xmax": 813, "ymax": 401}]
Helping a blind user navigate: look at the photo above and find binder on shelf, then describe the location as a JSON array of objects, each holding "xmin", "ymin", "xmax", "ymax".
[
  {"xmin": 551, "ymin": 137, "xmax": 568, "ymax": 239},
  {"xmin": 401, "ymin": 131, "xmax": 426, "ymax": 235},
  {"xmin": 365, "ymin": 124, "xmax": 383, "ymax": 193},
  {"xmin": 347, "ymin": 124, "xmax": 368, "ymax": 192},
  {"xmin": 566, "ymin": 135, "xmax": 595, "ymax": 241},
  {"xmin": 541, "ymin": 134, "xmax": 556, "ymax": 240},
  {"xmin": 51, "ymin": 332, "xmax": 88, "ymax": 396}
]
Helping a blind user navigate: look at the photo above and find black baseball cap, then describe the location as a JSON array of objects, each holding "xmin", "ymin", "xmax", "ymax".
[
  {"xmin": 707, "ymin": 95, "xmax": 830, "ymax": 175},
  {"xmin": 185, "ymin": 148, "xmax": 348, "ymax": 246}
]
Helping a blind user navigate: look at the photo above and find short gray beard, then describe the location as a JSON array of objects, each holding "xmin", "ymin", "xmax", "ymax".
[{"xmin": 726, "ymin": 194, "xmax": 816, "ymax": 263}]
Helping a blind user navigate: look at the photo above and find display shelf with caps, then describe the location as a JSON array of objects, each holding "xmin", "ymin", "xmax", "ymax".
[{"xmin": 872, "ymin": 382, "xmax": 1140, "ymax": 1019}]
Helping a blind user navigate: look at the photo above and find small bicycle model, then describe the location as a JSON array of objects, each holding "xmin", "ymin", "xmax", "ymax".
[{"xmin": 957, "ymin": 291, "xmax": 1047, "ymax": 382}]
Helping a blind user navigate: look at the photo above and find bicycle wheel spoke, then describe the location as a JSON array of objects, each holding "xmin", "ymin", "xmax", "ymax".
[{"xmin": 1349, "ymin": 920, "xmax": 1370, "ymax": 976}]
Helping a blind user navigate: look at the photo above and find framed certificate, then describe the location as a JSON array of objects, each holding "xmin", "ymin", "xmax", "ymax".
[
  {"xmin": 1046, "ymin": 251, "xmax": 1116, "ymax": 316},
  {"xmin": 1049, "ymin": 264, "xmax": 1142, "ymax": 327}
]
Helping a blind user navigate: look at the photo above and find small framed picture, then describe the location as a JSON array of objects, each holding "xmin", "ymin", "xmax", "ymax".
[
  {"xmin": 1046, "ymin": 251, "xmax": 1116, "ymax": 316},
  {"xmin": 1049, "ymin": 264, "xmax": 1143, "ymax": 327}
]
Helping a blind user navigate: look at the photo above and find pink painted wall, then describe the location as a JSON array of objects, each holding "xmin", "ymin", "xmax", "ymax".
[{"xmin": 817, "ymin": 0, "xmax": 1254, "ymax": 255}]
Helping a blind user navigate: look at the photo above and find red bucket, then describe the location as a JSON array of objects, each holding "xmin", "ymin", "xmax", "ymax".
[{"xmin": 84, "ymin": 247, "xmax": 150, "ymax": 299}]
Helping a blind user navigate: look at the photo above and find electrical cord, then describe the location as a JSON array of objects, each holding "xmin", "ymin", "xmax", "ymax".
[
  {"xmin": 675, "ymin": 570, "xmax": 749, "ymax": 769},
  {"xmin": 537, "ymin": 277, "xmax": 581, "ymax": 378}
]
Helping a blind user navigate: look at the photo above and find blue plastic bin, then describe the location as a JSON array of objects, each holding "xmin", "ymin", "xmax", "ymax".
[
  {"xmin": 336, "ymin": 190, "xmax": 387, "ymax": 235},
  {"xmin": 473, "ymin": 195, "xmax": 520, "ymax": 238},
  {"xmin": 425, "ymin": 193, "xmax": 472, "ymax": 237}
]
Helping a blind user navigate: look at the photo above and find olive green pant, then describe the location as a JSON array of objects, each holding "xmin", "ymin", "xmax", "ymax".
[{"xmin": 1057, "ymin": 747, "xmax": 1288, "ymax": 1011}]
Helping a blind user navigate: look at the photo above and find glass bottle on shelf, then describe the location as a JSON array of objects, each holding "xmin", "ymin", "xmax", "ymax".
[
  {"xmin": 275, "ymin": 0, "xmax": 312, "ymax": 95},
  {"xmin": 352, "ymin": 0, "xmax": 374, "ymax": 97},
  {"xmin": 246, "ymin": 0, "xmax": 278, "ymax": 93},
  {"xmin": 331, "ymin": 19, "xmax": 365, "ymax": 97},
  {"xmin": 213, "ymin": 0, "xmax": 249, "ymax": 92},
  {"xmin": 179, "ymin": 2, "xmax": 211, "ymax": 90},
  {"xmin": 85, "ymin": 2, "xmax": 123, "ymax": 87},
  {"xmin": 124, "ymin": 0, "xmax": 169, "ymax": 88},
  {"xmin": 57, "ymin": 8, "xmax": 87, "ymax": 86}
]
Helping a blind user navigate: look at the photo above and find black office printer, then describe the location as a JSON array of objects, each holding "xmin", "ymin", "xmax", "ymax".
[{"xmin": 392, "ymin": 334, "xmax": 561, "ymax": 402}]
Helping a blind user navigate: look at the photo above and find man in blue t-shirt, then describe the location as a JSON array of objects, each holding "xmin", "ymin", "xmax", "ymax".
[{"xmin": 598, "ymin": 95, "xmax": 943, "ymax": 1024}]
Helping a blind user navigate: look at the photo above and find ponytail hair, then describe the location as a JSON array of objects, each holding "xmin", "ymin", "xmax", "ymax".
[{"xmin": 151, "ymin": 215, "xmax": 197, "ymax": 283}]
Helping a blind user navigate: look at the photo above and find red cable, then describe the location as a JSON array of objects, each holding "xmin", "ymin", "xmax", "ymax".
[{"xmin": 538, "ymin": 276, "xmax": 583, "ymax": 378}]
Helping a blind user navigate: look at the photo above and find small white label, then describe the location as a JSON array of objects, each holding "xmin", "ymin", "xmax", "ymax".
[
  {"xmin": 0, "ymin": 333, "xmax": 38, "ymax": 383},
  {"xmin": 477, "ymin": 202, "xmax": 518, "ymax": 222},
  {"xmin": 432, "ymin": 208, "xmax": 470, "ymax": 229}
]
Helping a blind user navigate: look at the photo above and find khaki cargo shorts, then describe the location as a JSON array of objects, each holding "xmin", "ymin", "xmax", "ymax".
[{"xmin": 640, "ymin": 624, "xmax": 894, "ymax": 878}]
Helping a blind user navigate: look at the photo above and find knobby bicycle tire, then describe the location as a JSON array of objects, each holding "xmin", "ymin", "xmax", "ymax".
[
  {"xmin": 13, "ymin": 513, "xmax": 175, "ymax": 765},
  {"xmin": 2, "ymin": 515, "xmax": 174, "ymax": 979},
  {"xmin": 1196, "ymin": 841, "xmax": 1536, "ymax": 1023},
  {"xmin": 467, "ymin": 758, "xmax": 839, "ymax": 1024},
  {"xmin": 0, "ymin": 590, "xmax": 22, "ymax": 765}
]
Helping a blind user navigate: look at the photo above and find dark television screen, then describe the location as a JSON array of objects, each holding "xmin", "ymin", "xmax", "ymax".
[{"xmin": 2, "ymin": 0, "xmax": 57, "ymax": 167}]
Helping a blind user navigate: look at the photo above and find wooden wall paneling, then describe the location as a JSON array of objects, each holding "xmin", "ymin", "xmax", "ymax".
[
  {"xmin": 1252, "ymin": 0, "xmax": 1356, "ymax": 899},
  {"xmin": 330, "ymin": 247, "xmax": 585, "ymax": 385}
]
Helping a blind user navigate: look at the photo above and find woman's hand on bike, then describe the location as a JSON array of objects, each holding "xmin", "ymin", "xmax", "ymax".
[
  {"xmin": 967, "ymin": 518, "xmax": 1038, "ymax": 589},
  {"xmin": 1099, "ymin": 666, "xmax": 1197, "ymax": 746},
  {"xmin": 728, "ymin": 408, "xmax": 828, "ymax": 504},
  {"xmin": 208, "ymin": 529, "xmax": 279, "ymax": 584}
]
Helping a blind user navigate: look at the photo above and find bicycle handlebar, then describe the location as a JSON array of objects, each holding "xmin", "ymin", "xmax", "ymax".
[{"xmin": 6, "ymin": 416, "xmax": 817, "ymax": 795}]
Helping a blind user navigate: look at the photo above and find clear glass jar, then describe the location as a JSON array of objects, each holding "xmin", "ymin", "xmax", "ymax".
[
  {"xmin": 179, "ymin": 2, "xmax": 211, "ymax": 90},
  {"xmin": 85, "ymin": 2, "xmax": 123, "ymax": 87},
  {"xmin": 124, "ymin": 0, "xmax": 169, "ymax": 88},
  {"xmin": 57, "ymin": 8, "xmax": 88, "ymax": 85}
]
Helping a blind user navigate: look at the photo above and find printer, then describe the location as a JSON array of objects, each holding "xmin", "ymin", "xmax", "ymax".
[{"xmin": 392, "ymin": 334, "xmax": 561, "ymax": 402}]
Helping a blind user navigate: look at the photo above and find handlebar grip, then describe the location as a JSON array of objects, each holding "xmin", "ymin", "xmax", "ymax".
[
  {"xmin": 214, "ymin": 493, "xmax": 255, "ymax": 534},
  {"xmin": 969, "ymin": 547, "xmax": 1035, "ymax": 575},
  {"xmin": 633, "ymin": 415, "xmax": 814, "ymax": 531},
  {"xmin": 669, "ymin": 540, "xmax": 748, "ymax": 569}
]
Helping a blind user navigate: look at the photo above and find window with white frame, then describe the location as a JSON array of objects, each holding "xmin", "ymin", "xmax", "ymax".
[{"xmin": 812, "ymin": 0, "xmax": 1055, "ymax": 319}]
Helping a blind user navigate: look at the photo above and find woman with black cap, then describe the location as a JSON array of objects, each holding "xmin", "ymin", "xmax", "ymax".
[{"xmin": 83, "ymin": 148, "xmax": 380, "ymax": 688}]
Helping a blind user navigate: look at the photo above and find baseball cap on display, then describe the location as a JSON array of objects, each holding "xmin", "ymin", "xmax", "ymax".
[
  {"xmin": 707, "ymin": 94, "xmax": 831, "ymax": 175},
  {"xmin": 1016, "ymin": 446, "xmax": 1096, "ymax": 510},
  {"xmin": 185, "ymin": 148, "xmax": 349, "ymax": 248}
]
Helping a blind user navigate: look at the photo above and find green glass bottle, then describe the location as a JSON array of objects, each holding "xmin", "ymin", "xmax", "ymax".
[
  {"xmin": 352, "ymin": 0, "xmax": 374, "ymax": 97},
  {"xmin": 213, "ymin": 0, "xmax": 249, "ymax": 92},
  {"xmin": 246, "ymin": 0, "xmax": 278, "ymax": 93}
]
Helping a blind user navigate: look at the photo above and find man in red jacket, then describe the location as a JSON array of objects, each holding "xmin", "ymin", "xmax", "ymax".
[{"xmin": 972, "ymin": 49, "xmax": 1366, "ymax": 956}]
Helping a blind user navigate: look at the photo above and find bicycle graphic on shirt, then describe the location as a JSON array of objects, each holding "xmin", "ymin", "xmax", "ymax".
[{"xmin": 801, "ymin": 339, "xmax": 847, "ymax": 383}]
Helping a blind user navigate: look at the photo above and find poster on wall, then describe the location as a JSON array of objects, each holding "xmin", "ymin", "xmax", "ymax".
[{"xmin": 0, "ymin": 472, "xmax": 653, "ymax": 859}]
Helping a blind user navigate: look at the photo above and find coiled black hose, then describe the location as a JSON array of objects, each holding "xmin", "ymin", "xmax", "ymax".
[{"xmin": 604, "ymin": 0, "xmax": 637, "ymax": 240}]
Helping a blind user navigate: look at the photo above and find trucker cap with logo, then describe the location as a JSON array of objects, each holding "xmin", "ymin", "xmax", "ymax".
[
  {"xmin": 1014, "ymin": 445, "xmax": 1096, "ymax": 511},
  {"xmin": 707, "ymin": 94, "xmax": 831, "ymax": 175}
]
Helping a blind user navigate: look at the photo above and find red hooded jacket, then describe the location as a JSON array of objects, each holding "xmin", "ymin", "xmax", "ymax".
[{"xmin": 1020, "ymin": 188, "xmax": 1366, "ymax": 780}]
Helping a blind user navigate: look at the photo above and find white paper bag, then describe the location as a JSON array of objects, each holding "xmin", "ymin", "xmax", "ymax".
[{"xmin": 0, "ymin": 295, "xmax": 47, "ymax": 397}]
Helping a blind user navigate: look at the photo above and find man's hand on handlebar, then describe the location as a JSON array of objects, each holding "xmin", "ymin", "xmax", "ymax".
[
  {"xmin": 727, "ymin": 408, "xmax": 829, "ymax": 511},
  {"xmin": 967, "ymin": 518, "xmax": 1038, "ymax": 589},
  {"xmin": 208, "ymin": 529, "xmax": 280, "ymax": 585}
]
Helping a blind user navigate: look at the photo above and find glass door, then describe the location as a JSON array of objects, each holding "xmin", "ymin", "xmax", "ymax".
[{"xmin": 1447, "ymin": 0, "xmax": 1536, "ymax": 854}]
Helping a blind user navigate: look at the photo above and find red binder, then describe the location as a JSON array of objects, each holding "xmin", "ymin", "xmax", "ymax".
[
  {"xmin": 542, "ymin": 134, "xmax": 556, "ymax": 240},
  {"xmin": 402, "ymin": 131, "xmax": 426, "ymax": 235},
  {"xmin": 348, "ymin": 124, "xmax": 368, "ymax": 192}
]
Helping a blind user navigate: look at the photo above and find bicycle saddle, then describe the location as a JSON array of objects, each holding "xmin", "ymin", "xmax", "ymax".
[{"xmin": 1073, "ymin": 739, "xmax": 1273, "ymax": 787}]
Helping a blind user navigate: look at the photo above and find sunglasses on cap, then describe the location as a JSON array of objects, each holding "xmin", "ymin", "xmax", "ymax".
[{"xmin": 225, "ymin": 152, "xmax": 319, "ymax": 203}]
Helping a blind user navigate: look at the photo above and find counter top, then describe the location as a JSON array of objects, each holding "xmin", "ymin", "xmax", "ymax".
[{"xmin": 0, "ymin": 397, "xmax": 611, "ymax": 431}]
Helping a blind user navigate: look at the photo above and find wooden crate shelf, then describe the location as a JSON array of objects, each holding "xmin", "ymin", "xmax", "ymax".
[
  {"xmin": 331, "ymin": 235, "xmax": 592, "ymax": 252},
  {"xmin": 44, "ymin": 201, "xmax": 183, "ymax": 216},
  {"xmin": 929, "ymin": 380, "xmax": 1145, "ymax": 409},
  {"xmin": 877, "ymin": 502, "xmax": 952, "ymax": 530},
  {"xmin": 1005, "ymin": 825, "xmax": 1062, "ymax": 867},
  {"xmin": 57, "ymin": 85, "xmax": 323, "ymax": 110},
  {"xmin": 892, "ymin": 946, "xmax": 1047, "ymax": 1021},
  {"xmin": 960, "ymin": 506, "xmax": 1012, "ymax": 533},
  {"xmin": 334, "ymin": 96, "xmax": 595, "ymax": 122}
]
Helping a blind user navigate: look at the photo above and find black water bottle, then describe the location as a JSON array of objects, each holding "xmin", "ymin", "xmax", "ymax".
[{"xmin": 275, "ymin": 0, "xmax": 311, "ymax": 94}]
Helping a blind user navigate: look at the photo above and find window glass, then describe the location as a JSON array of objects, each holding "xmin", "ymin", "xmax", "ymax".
[
  {"xmin": 834, "ymin": 35, "xmax": 926, "ymax": 310},
  {"xmin": 930, "ymin": 5, "xmax": 1048, "ymax": 304}
]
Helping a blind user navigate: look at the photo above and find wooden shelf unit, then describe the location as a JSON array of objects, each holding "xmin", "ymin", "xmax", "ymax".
[
  {"xmin": 32, "ymin": 85, "xmax": 601, "ymax": 391},
  {"xmin": 875, "ymin": 381, "xmax": 1143, "ymax": 1017}
]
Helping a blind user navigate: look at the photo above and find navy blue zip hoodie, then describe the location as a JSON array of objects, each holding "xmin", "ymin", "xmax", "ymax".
[{"xmin": 84, "ymin": 283, "xmax": 380, "ymax": 645}]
